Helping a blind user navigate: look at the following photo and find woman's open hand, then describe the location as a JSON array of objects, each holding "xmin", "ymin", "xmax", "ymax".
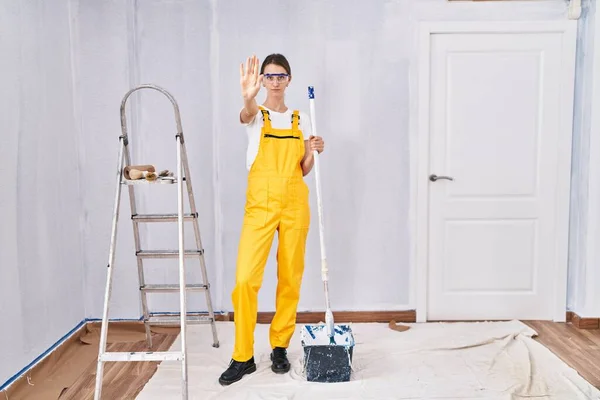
[{"xmin": 240, "ymin": 55, "xmax": 262, "ymax": 101}]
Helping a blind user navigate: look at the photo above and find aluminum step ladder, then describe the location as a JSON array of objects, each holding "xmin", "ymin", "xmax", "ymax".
[{"xmin": 94, "ymin": 84, "xmax": 219, "ymax": 400}]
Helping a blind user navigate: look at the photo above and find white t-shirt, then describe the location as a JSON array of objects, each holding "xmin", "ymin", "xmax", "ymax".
[{"xmin": 241, "ymin": 106, "xmax": 312, "ymax": 171}]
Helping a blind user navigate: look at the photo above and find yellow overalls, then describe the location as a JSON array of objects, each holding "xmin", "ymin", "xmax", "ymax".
[{"xmin": 232, "ymin": 106, "xmax": 310, "ymax": 362}]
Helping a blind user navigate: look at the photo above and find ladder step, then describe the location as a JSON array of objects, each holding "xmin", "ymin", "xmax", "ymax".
[
  {"xmin": 141, "ymin": 284, "xmax": 208, "ymax": 293},
  {"xmin": 133, "ymin": 213, "xmax": 197, "ymax": 223},
  {"xmin": 100, "ymin": 351, "xmax": 183, "ymax": 362},
  {"xmin": 137, "ymin": 250, "xmax": 204, "ymax": 258},
  {"xmin": 146, "ymin": 315, "xmax": 214, "ymax": 325}
]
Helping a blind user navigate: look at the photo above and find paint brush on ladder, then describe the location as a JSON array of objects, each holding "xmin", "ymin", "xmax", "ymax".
[{"xmin": 300, "ymin": 86, "xmax": 355, "ymax": 383}]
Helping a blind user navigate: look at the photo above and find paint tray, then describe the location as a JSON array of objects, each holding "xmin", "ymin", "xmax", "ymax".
[{"xmin": 300, "ymin": 324, "xmax": 354, "ymax": 383}]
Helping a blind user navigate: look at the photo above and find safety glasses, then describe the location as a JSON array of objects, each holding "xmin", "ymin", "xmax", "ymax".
[{"xmin": 264, "ymin": 73, "xmax": 290, "ymax": 83}]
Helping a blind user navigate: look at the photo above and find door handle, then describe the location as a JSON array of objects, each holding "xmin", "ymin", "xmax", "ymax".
[{"xmin": 429, "ymin": 174, "xmax": 454, "ymax": 182}]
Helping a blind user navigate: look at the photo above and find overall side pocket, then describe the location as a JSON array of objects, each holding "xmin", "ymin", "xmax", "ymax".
[
  {"xmin": 243, "ymin": 177, "xmax": 269, "ymax": 227},
  {"xmin": 293, "ymin": 180, "xmax": 311, "ymax": 230}
]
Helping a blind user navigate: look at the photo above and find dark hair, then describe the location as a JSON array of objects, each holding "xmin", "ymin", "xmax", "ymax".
[{"xmin": 260, "ymin": 53, "xmax": 291, "ymax": 75}]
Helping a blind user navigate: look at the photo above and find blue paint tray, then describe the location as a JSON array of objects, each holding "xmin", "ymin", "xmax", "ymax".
[{"xmin": 300, "ymin": 324, "xmax": 354, "ymax": 383}]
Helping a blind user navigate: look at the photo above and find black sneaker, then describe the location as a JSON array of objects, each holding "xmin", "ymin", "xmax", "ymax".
[
  {"xmin": 218, "ymin": 357, "xmax": 257, "ymax": 385},
  {"xmin": 270, "ymin": 347, "xmax": 290, "ymax": 373}
]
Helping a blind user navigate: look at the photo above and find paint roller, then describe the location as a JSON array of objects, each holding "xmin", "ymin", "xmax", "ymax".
[
  {"xmin": 123, "ymin": 165, "xmax": 173, "ymax": 181},
  {"xmin": 300, "ymin": 86, "xmax": 355, "ymax": 383},
  {"xmin": 124, "ymin": 165, "xmax": 157, "ymax": 181},
  {"xmin": 308, "ymin": 86, "xmax": 335, "ymax": 343}
]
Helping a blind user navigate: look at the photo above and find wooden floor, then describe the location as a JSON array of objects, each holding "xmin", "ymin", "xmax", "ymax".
[
  {"xmin": 4, "ymin": 321, "xmax": 599, "ymax": 399},
  {"xmin": 523, "ymin": 321, "xmax": 600, "ymax": 388},
  {"xmin": 59, "ymin": 333, "xmax": 178, "ymax": 400}
]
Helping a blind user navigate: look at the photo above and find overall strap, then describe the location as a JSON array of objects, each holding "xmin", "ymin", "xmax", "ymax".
[
  {"xmin": 259, "ymin": 106, "xmax": 272, "ymax": 130},
  {"xmin": 291, "ymin": 110, "xmax": 300, "ymax": 131}
]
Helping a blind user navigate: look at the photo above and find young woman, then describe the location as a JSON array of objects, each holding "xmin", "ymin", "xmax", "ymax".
[{"xmin": 219, "ymin": 54, "xmax": 325, "ymax": 386}]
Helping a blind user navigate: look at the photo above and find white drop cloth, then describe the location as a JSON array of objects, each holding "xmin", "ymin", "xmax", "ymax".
[{"xmin": 135, "ymin": 321, "xmax": 600, "ymax": 399}]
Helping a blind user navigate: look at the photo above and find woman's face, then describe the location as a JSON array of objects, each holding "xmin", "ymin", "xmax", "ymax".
[{"xmin": 262, "ymin": 63, "xmax": 290, "ymax": 97}]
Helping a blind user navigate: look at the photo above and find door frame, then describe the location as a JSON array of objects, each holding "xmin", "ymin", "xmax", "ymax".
[{"xmin": 413, "ymin": 21, "xmax": 577, "ymax": 323}]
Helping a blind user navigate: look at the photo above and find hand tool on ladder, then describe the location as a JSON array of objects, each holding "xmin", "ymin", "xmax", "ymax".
[{"xmin": 94, "ymin": 84, "xmax": 219, "ymax": 400}]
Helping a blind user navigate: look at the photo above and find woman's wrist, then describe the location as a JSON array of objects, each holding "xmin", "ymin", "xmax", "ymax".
[{"xmin": 243, "ymin": 97, "xmax": 257, "ymax": 114}]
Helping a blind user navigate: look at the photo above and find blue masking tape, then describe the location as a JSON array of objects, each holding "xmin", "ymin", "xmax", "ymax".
[
  {"xmin": 1, "ymin": 311, "xmax": 229, "ymax": 391},
  {"xmin": 0, "ymin": 320, "xmax": 88, "ymax": 391}
]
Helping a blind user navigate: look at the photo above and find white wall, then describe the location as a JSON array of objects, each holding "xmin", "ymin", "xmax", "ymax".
[
  {"xmin": 568, "ymin": 0, "xmax": 600, "ymax": 317},
  {"xmin": 75, "ymin": 0, "xmax": 572, "ymax": 320},
  {"xmin": 0, "ymin": 0, "xmax": 85, "ymax": 386}
]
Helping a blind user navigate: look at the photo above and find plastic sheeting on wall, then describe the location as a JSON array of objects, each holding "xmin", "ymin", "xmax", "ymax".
[
  {"xmin": 73, "ymin": 0, "xmax": 571, "ymax": 319},
  {"xmin": 567, "ymin": 0, "xmax": 599, "ymax": 315},
  {"xmin": 0, "ymin": 0, "xmax": 85, "ymax": 385}
]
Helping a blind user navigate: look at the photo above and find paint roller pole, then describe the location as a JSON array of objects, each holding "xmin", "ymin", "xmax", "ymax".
[{"xmin": 308, "ymin": 86, "xmax": 335, "ymax": 340}]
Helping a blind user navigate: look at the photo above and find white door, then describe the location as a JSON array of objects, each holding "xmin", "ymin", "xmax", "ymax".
[{"xmin": 423, "ymin": 24, "xmax": 576, "ymax": 321}]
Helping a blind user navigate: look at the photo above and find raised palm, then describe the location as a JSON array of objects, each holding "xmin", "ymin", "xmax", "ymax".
[{"xmin": 240, "ymin": 55, "xmax": 262, "ymax": 100}]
